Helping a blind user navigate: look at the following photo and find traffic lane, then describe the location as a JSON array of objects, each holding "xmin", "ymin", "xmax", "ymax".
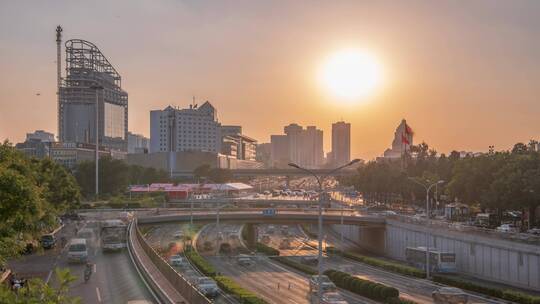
[
  {"xmin": 208, "ymin": 255, "xmax": 311, "ymax": 304},
  {"xmin": 56, "ymin": 244, "xmax": 154, "ymax": 303},
  {"xmin": 322, "ymin": 256, "xmax": 499, "ymax": 304},
  {"xmin": 259, "ymin": 225, "xmax": 318, "ymax": 257}
]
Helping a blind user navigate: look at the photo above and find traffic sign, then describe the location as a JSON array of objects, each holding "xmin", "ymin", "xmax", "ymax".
[{"xmin": 262, "ymin": 208, "xmax": 276, "ymax": 216}]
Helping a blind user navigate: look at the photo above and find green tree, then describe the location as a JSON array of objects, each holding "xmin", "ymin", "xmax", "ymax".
[{"xmin": 0, "ymin": 268, "xmax": 80, "ymax": 304}]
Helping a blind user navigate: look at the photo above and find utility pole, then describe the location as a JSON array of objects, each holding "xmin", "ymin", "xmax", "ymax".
[
  {"xmin": 90, "ymin": 85, "xmax": 104, "ymax": 200},
  {"xmin": 56, "ymin": 25, "xmax": 62, "ymax": 140}
]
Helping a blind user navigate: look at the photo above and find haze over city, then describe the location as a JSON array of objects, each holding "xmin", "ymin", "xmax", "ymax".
[{"xmin": 1, "ymin": 1, "xmax": 540, "ymax": 159}]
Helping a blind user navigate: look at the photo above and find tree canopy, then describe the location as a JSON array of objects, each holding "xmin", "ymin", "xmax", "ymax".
[
  {"xmin": 0, "ymin": 142, "xmax": 80, "ymax": 266},
  {"xmin": 343, "ymin": 142, "xmax": 540, "ymax": 226}
]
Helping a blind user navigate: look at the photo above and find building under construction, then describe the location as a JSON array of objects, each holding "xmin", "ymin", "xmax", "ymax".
[{"xmin": 57, "ymin": 26, "xmax": 128, "ymax": 152}]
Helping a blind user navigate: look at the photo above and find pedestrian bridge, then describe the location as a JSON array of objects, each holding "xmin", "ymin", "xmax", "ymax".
[{"xmin": 137, "ymin": 210, "xmax": 386, "ymax": 227}]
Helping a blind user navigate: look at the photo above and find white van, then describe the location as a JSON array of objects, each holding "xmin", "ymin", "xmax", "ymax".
[{"xmin": 67, "ymin": 238, "xmax": 88, "ymax": 263}]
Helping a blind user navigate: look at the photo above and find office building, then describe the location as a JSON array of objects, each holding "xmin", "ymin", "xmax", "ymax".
[
  {"xmin": 49, "ymin": 142, "xmax": 119, "ymax": 169},
  {"xmin": 128, "ymin": 132, "xmax": 149, "ymax": 154},
  {"xmin": 219, "ymin": 125, "xmax": 257, "ymax": 161},
  {"xmin": 330, "ymin": 121, "xmax": 351, "ymax": 166},
  {"xmin": 150, "ymin": 102, "xmax": 220, "ymax": 153},
  {"xmin": 58, "ymin": 37, "xmax": 128, "ymax": 152},
  {"xmin": 256, "ymin": 143, "xmax": 271, "ymax": 167},
  {"xmin": 26, "ymin": 130, "xmax": 55, "ymax": 142},
  {"xmin": 270, "ymin": 123, "xmax": 324, "ymax": 168}
]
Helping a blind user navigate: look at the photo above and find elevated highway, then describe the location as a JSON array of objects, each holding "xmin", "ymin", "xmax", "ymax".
[
  {"xmin": 172, "ymin": 168, "xmax": 357, "ymax": 178},
  {"xmin": 137, "ymin": 210, "xmax": 385, "ymax": 227}
]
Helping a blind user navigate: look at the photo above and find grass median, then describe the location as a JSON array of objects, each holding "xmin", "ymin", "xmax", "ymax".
[{"xmin": 184, "ymin": 248, "xmax": 268, "ymax": 304}]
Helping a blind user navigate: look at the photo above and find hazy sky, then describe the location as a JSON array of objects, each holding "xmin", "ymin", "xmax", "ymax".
[{"xmin": 1, "ymin": 0, "xmax": 540, "ymax": 160}]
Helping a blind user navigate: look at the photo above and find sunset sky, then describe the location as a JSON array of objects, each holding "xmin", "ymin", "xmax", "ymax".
[{"xmin": 1, "ymin": 0, "xmax": 540, "ymax": 160}]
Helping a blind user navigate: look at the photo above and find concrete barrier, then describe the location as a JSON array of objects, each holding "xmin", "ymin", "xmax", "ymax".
[{"xmin": 132, "ymin": 219, "xmax": 211, "ymax": 304}]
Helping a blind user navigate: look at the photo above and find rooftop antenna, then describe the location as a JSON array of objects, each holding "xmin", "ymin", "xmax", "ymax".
[{"xmin": 56, "ymin": 25, "xmax": 63, "ymax": 141}]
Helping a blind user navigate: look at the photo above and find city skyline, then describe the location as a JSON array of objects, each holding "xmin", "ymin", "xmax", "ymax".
[{"xmin": 2, "ymin": 1, "xmax": 540, "ymax": 160}]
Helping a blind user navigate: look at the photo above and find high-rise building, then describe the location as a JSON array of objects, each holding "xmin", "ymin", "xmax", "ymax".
[
  {"xmin": 331, "ymin": 121, "xmax": 351, "ymax": 166},
  {"xmin": 383, "ymin": 119, "xmax": 414, "ymax": 159},
  {"xmin": 150, "ymin": 102, "xmax": 220, "ymax": 153},
  {"xmin": 58, "ymin": 39, "xmax": 128, "ymax": 152},
  {"xmin": 270, "ymin": 124, "xmax": 324, "ymax": 168},
  {"xmin": 127, "ymin": 132, "xmax": 149, "ymax": 154}
]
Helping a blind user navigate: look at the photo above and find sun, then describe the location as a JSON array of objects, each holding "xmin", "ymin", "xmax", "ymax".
[{"xmin": 318, "ymin": 49, "xmax": 383, "ymax": 102}]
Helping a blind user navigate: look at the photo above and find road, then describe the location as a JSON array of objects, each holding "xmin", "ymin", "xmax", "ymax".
[
  {"xmin": 8, "ymin": 214, "xmax": 154, "ymax": 304},
  {"xmin": 197, "ymin": 223, "xmax": 372, "ymax": 304},
  {"xmin": 276, "ymin": 224, "xmax": 504, "ymax": 304},
  {"xmin": 143, "ymin": 222, "xmax": 238, "ymax": 304}
]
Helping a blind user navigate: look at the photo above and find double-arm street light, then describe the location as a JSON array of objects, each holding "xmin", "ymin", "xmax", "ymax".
[
  {"xmin": 407, "ymin": 177, "xmax": 444, "ymax": 279},
  {"xmin": 288, "ymin": 159, "xmax": 360, "ymax": 302},
  {"xmin": 89, "ymin": 84, "xmax": 104, "ymax": 200}
]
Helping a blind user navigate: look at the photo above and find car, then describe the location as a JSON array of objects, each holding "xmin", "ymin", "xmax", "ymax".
[
  {"xmin": 319, "ymin": 292, "xmax": 348, "ymax": 304},
  {"xmin": 263, "ymin": 190, "xmax": 271, "ymax": 196},
  {"xmin": 527, "ymin": 228, "xmax": 540, "ymax": 235},
  {"xmin": 169, "ymin": 254, "xmax": 188, "ymax": 267},
  {"xmin": 253, "ymin": 193, "xmax": 260, "ymax": 198},
  {"xmin": 237, "ymin": 256, "xmax": 254, "ymax": 267},
  {"xmin": 309, "ymin": 275, "xmax": 336, "ymax": 294},
  {"xmin": 301, "ymin": 255, "xmax": 318, "ymax": 266},
  {"xmin": 496, "ymin": 224, "xmax": 518, "ymax": 233},
  {"xmin": 173, "ymin": 230, "xmax": 184, "ymax": 239},
  {"xmin": 67, "ymin": 238, "xmax": 88, "ymax": 263},
  {"xmin": 41, "ymin": 234, "xmax": 56, "ymax": 249},
  {"xmin": 279, "ymin": 238, "xmax": 291, "ymax": 249},
  {"xmin": 432, "ymin": 287, "xmax": 468, "ymax": 304},
  {"xmin": 267, "ymin": 225, "xmax": 276, "ymax": 234},
  {"xmin": 195, "ymin": 277, "xmax": 220, "ymax": 298},
  {"xmin": 260, "ymin": 234, "xmax": 271, "ymax": 244}
]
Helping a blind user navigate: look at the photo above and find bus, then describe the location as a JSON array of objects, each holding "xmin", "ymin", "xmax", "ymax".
[
  {"xmin": 405, "ymin": 247, "xmax": 457, "ymax": 273},
  {"xmin": 100, "ymin": 219, "xmax": 127, "ymax": 251}
]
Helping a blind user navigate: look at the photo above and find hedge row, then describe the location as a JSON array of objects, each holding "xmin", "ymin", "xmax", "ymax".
[
  {"xmin": 433, "ymin": 275, "xmax": 540, "ymax": 304},
  {"xmin": 256, "ymin": 242, "xmax": 280, "ymax": 256},
  {"xmin": 215, "ymin": 276, "xmax": 268, "ymax": 304},
  {"xmin": 329, "ymin": 249, "xmax": 425, "ymax": 279},
  {"xmin": 269, "ymin": 257, "xmax": 317, "ymax": 275},
  {"xmin": 324, "ymin": 269, "xmax": 399, "ymax": 301},
  {"xmin": 184, "ymin": 250, "xmax": 217, "ymax": 277},
  {"xmin": 184, "ymin": 249, "xmax": 268, "ymax": 304}
]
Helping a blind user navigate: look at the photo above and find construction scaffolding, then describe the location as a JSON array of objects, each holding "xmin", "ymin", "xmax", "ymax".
[{"xmin": 58, "ymin": 36, "xmax": 128, "ymax": 152}]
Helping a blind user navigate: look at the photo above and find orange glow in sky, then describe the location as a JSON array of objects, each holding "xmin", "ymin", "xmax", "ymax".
[{"xmin": 1, "ymin": 1, "xmax": 540, "ymax": 160}]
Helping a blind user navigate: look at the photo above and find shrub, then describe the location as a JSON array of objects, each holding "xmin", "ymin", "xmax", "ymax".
[
  {"xmin": 256, "ymin": 242, "xmax": 279, "ymax": 256},
  {"xmin": 184, "ymin": 250, "xmax": 217, "ymax": 277},
  {"xmin": 338, "ymin": 251, "xmax": 425, "ymax": 279},
  {"xmin": 324, "ymin": 269, "xmax": 399, "ymax": 301},
  {"xmin": 215, "ymin": 276, "xmax": 268, "ymax": 304},
  {"xmin": 269, "ymin": 257, "xmax": 317, "ymax": 275},
  {"xmin": 433, "ymin": 275, "xmax": 540, "ymax": 304}
]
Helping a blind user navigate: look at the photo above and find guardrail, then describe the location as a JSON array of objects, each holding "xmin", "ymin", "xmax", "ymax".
[
  {"xmin": 132, "ymin": 219, "xmax": 212, "ymax": 304},
  {"xmin": 127, "ymin": 221, "xmax": 170, "ymax": 304}
]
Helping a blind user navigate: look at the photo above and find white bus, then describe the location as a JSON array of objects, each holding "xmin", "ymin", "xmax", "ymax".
[
  {"xmin": 100, "ymin": 219, "xmax": 127, "ymax": 251},
  {"xmin": 405, "ymin": 247, "xmax": 457, "ymax": 273}
]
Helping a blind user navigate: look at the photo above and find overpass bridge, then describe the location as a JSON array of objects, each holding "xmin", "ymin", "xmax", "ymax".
[
  {"xmin": 137, "ymin": 210, "xmax": 385, "ymax": 227},
  {"xmin": 171, "ymin": 168, "xmax": 357, "ymax": 178}
]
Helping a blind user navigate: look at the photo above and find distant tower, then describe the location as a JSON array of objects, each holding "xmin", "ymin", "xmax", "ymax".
[{"xmin": 55, "ymin": 25, "xmax": 63, "ymax": 140}]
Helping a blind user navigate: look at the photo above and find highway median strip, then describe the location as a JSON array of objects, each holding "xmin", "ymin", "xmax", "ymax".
[
  {"xmin": 184, "ymin": 248, "xmax": 269, "ymax": 304},
  {"xmin": 433, "ymin": 275, "xmax": 540, "ymax": 304},
  {"xmin": 324, "ymin": 269, "xmax": 400, "ymax": 302},
  {"xmin": 327, "ymin": 248, "xmax": 426, "ymax": 279}
]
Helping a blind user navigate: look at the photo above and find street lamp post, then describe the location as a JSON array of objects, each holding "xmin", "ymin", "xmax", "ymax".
[
  {"xmin": 408, "ymin": 178, "xmax": 444, "ymax": 279},
  {"xmin": 89, "ymin": 85, "xmax": 104, "ymax": 200},
  {"xmin": 288, "ymin": 159, "xmax": 360, "ymax": 302}
]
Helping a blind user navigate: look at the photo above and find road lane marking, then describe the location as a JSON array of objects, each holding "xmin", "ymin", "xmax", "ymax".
[
  {"xmin": 45, "ymin": 270, "xmax": 53, "ymax": 283},
  {"xmin": 93, "ymin": 264, "xmax": 97, "ymax": 273},
  {"xmin": 96, "ymin": 287, "xmax": 102, "ymax": 302}
]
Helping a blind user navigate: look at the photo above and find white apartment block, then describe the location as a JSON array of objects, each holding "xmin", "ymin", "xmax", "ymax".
[{"xmin": 150, "ymin": 101, "xmax": 220, "ymax": 153}]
